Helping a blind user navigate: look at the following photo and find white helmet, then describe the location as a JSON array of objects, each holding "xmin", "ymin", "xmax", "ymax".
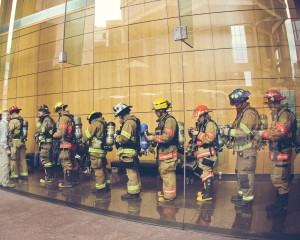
[{"xmin": 113, "ymin": 103, "xmax": 132, "ymax": 117}]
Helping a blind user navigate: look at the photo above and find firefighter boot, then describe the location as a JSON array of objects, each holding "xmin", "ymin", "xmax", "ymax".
[
  {"xmin": 72, "ymin": 169, "xmax": 80, "ymax": 185},
  {"xmin": 267, "ymin": 193, "xmax": 289, "ymax": 218},
  {"xmin": 197, "ymin": 178, "xmax": 213, "ymax": 202},
  {"xmin": 58, "ymin": 170, "xmax": 72, "ymax": 188},
  {"xmin": 40, "ymin": 167, "xmax": 54, "ymax": 184},
  {"xmin": 121, "ymin": 193, "xmax": 140, "ymax": 200},
  {"xmin": 266, "ymin": 190, "xmax": 280, "ymax": 211}
]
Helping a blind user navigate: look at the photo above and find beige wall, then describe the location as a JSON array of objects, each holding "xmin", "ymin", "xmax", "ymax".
[{"xmin": 1, "ymin": 0, "xmax": 300, "ymax": 174}]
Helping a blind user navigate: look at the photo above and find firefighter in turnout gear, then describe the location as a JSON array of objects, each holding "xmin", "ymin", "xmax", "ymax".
[
  {"xmin": 189, "ymin": 105, "xmax": 218, "ymax": 202},
  {"xmin": 222, "ymin": 89, "xmax": 259, "ymax": 208},
  {"xmin": 260, "ymin": 89, "xmax": 295, "ymax": 217},
  {"xmin": 8, "ymin": 106, "xmax": 28, "ymax": 179},
  {"xmin": 53, "ymin": 102, "xmax": 79, "ymax": 188},
  {"xmin": 82, "ymin": 111, "xmax": 110, "ymax": 194},
  {"xmin": 113, "ymin": 103, "xmax": 141, "ymax": 200},
  {"xmin": 144, "ymin": 98, "xmax": 178, "ymax": 202},
  {"xmin": 36, "ymin": 105, "xmax": 56, "ymax": 184}
]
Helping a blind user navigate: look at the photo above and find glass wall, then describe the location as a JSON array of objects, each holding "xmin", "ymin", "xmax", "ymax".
[{"xmin": 1, "ymin": 0, "xmax": 300, "ymax": 237}]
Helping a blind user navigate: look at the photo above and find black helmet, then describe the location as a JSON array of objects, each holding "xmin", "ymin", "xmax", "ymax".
[{"xmin": 87, "ymin": 111, "xmax": 102, "ymax": 124}]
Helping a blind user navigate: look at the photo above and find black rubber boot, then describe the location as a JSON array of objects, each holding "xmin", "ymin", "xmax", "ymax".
[
  {"xmin": 121, "ymin": 193, "xmax": 140, "ymax": 200},
  {"xmin": 266, "ymin": 191, "xmax": 280, "ymax": 211},
  {"xmin": 234, "ymin": 199, "xmax": 253, "ymax": 208},
  {"xmin": 231, "ymin": 194, "xmax": 243, "ymax": 203},
  {"xmin": 92, "ymin": 186, "xmax": 110, "ymax": 194},
  {"xmin": 72, "ymin": 169, "xmax": 80, "ymax": 185},
  {"xmin": 59, "ymin": 170, "xmax": 72, "ymax": 188},
  {"xmin": 267, "ymin": 193, "xmax": 289, "ymax": 218},
  {"xmin": 197, "ymin": 178, "xmax": 213, "ymax": 202}
]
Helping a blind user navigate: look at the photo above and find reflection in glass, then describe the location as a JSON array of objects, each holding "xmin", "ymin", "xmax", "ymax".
[
  {"xmin": 95, "ymin": 0, "xmax": 121, "ymax": 28},
  {"xmin": 63, "ymin": 0, "xmax": 88, "ymax": 65},
  {"xmin": 231, "ymin": 25, "xmax": 248, "ymax": 64},
  {"xmin": 178, "ymin": 0, "xmax": 194, "ymax": 48}
]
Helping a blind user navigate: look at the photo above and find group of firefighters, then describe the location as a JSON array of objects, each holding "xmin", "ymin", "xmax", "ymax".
[{"xmin": 0, "ymin": 88, "xmax": 296, "ymax": 218}]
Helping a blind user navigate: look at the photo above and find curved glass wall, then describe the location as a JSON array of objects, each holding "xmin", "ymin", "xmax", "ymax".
[{"xmin": 1, "ymin": 0, "xmax": 300, "ymax": 238}]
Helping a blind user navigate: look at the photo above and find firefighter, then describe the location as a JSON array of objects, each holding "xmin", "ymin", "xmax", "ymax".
[
  {"xmin": 144, "ymin": 97, "xmax": 178, "ymax": 202},
  {"xmin": 113, "ymin": 103, "xmax": 141, "ymax": 200},
  {"xmin": 222, "ymin": 89, "xmax": 259, "ymax": 208},
  {"xmin": 36, "ymin": 105, "xmax": 56, "ymax": 184},
  {"xmin": 8, "ymin": 105, "xmax": 28, "ymax": 179},
  {"xmin": 189, "ymin": 105, "xmax": 218, "ymax": 202},
  {"xmin": 53, "ymin": 102, "xmax": 78, "ymax": 188},
  {"xmin": 260, "ymin": 89, "xmax": 295, "ymax": 217},
  {"xmin": 82, "ymin": 111, "xmax": 110, "ymax": 193}
]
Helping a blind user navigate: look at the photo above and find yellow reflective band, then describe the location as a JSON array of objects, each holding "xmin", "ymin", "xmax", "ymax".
[
  {"xmin": 242, "ymin": 195, "xmax": 254, "ymax": 201},
  {"xmin": 49, "ymin": 130, "xmax": 53, "ymax": 134},
  {"xmin": 240, "ymin": 123, "xmax": 251, "ymax": 134},
  {"xmin": 41, "ymin": 126, "xmax": 45, "ymax": 133},
  {"xmin": 45, "ymin": 138, "xmax": 52, "ymax": 142},
  {"xmin": 36, "ymin": 123, "xmax": 41, "ymax": 128},
  {"xmin": 15, "ymin": 130, "xmax": 20, "ymax": 134},
  {"xmin": 85, "ymin": 129, "xmax": 91, "ymax": 139},
  {"xmin": 20, "ymin": 172, "xmax": 28, "ymax": 177},
  {"xmin": 116, "ymin": 148, "xmax": 137, "ymax": 156},
  {"xmin": 12, "ymin": 139, "xmax": 22, "ymax": 142},
  {"xmin": 238, "ymin": 190, "xmax": 243, "ymax": 196},
  {"xmin": 230, "ymin": 129, "xmax": 236, "ymax": 137},
  {"xmin": 234, "ymin": 142, "xmax": 252, "ymax": 151},
  {"xmin": 106, "ymin": 179, "xmax": 111, "ymax": 184},
  {"xmin": 121, "ymin": 130, "xmax": 131, "ymax": 139},
  {"xmin": 44, "ymin": 162, "xmax": 53, "ymax": 168},
  {"xmin": 128, "ymin": 184, "xmax": 140, "ymax": 191},
  {"xmin": 95, "ymin": 183, "xmax": 106, "ymax": 189},
  {"xmin": 88, "ymin": 148, "xmax": 106, "ymax": 154}
]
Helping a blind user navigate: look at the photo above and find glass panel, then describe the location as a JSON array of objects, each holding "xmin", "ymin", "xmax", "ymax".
[
  {"xmin": 178, "ymin": 0, "xmax": 194, "ymax": 48},
  {"xmin": 63, "ymin": 0, "xmax": 88, "ymax": 65}
]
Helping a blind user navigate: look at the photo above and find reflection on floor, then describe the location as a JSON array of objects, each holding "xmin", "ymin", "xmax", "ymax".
[{"xmin": 4, "ymin": 166, "xmax": 300, "ymax": 238}]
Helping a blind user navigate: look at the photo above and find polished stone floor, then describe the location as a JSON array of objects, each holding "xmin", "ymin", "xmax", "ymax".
[{"xmin": 5, "ymin": 165, "xmax": 300, "ymax": 239}]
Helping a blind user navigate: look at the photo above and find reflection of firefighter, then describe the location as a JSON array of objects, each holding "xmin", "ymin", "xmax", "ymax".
[
  {"xmin": 195, "ymin": 201, "xmax": 214, "ymax": 226},
  {"xmin": 8, "ymin": 106, "xmax": 28, "ymax": 179},
  {"xmin": 114, "ymin": 103, "xmax": 141, "ymax": 200},
  {"xmin": 35, "ymin": 105, "xmax": 56, "ymax": 184},
  {"xmin": 189, "ymin": 105, "xmax": 218, "ymax": 202},
  {"xmin": 127, "ymin": 198, "xmax": 142, "ymax": 216},
  {"xmin": 53, "ymin": 102, "xmax": 79, "ymax": 188},
  {"xmin": 260, "ymin": 89, "xmax": 295, "ymax": 217},
  {"xmin": 93, "ymin": 192, "xmax": 111, "ymax": 210},
  {"xmin": 232, "ymin": 206, "xmax": 253, "ymax": 231},
  {"xmin": 82, "ymin": 111, "xmax": 110, "ymax": 193},
  {"xmin": 144, "ymin": 98, "xmax": 178, "ymax": 202},
  {"xmin": 222, "ymin": 89, "xmax": 259, "ymax": 208},
  {"xmin": 157, "ymin": 201, "xmax": 178, "ymax": 222}
]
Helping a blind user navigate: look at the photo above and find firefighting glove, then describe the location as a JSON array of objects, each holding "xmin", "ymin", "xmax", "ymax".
[
  {"xmin": 222, "ymin": 126, "xmax": 230, "ymax": 136},
  {"xmin": 144, "ymin": 132, "xmax": 154, "ymax": 141}
]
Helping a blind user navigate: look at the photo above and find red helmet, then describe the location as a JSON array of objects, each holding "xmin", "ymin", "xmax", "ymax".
[
  {"xmin": 264, "ymin": 89, "xmax": 286, "ymax": 104},
  {"xmin": 193, "ymin": 105, "xmax": 211, "ymax": 118},
  {"xmin": 9, "ymin": 105, "xmax": 22, "ymax": 114}
]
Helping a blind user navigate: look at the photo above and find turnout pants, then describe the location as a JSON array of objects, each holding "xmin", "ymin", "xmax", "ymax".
[
  {"xmin": 10, "ymin": 142, "xmax": 28, "ymax": 177},
  {"xmin": 159, "ymin": 157, "xmax": 177, "ymax": 200},
  {"xmin": 90, "ymin": 153, "xmax": 108, "ymax": 189}
]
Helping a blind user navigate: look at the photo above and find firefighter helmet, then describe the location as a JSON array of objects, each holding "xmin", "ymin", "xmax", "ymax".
[
  {"xmin": 9, "ymin": 105, "xmax": 22, "ymax": 114},
  {"xmin": 228, "ymin": 88, "xmax": 250, "ymax": 106},
  {"xmin": 264, "ymin": 89, "xmax": 286, "ymax": 104},
  {"xmin": 193, "ymin": 105, "xmax": 211, "ymax": 119},
  {"xmin": 152, "ymin": 97, "xmax": 171, "ymax": 110},
  {"xmin": 38, "ymin": 104, "xmax": 50, "ymax": 113},
  {"xmin": 87, "ymin": 111, "xmax": 102, "ymax": 123},
  {"xmin": 113, "ymin": 103, "xmax": 132, "ymax": 117},
  {"xmin": 53, "ymin": 101, "xmax": 68, "ymax": 112}
]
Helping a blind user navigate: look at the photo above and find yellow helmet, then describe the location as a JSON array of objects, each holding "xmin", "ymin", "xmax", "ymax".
[
  {"xmin": 87, "ymin": 111, "xmax": 102, "ymax": 123},
  {"xmin": 152, "ymin": 97, "xmax": 171, "ymax": 110},
  {"xmin": 54, "ymin": 101, "xmax": 68, "ymax": 112}
]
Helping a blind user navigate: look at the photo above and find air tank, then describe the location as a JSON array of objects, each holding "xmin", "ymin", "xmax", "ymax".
[
  {"xmin": 106, "ymin": 122, "xmax": 116, "ymax": 147},
  {"xmin": 140, "ymin": 123, "xmax": 149, "ymax": 152},
  {"xmin": 74, "ymin": 116, "xmax": 82, "ymax": 140},
  {"xmin": 177, "ymin": 122, "xmax": 185, "ymax": 148}
]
